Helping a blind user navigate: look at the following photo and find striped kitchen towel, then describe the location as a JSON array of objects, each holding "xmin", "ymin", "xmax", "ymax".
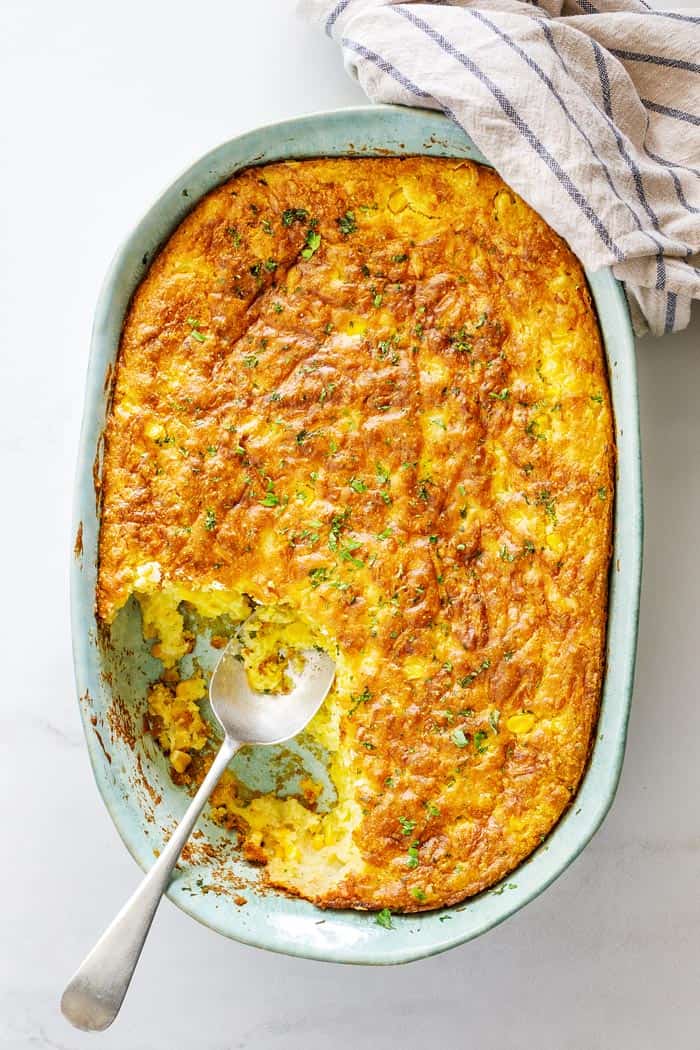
[{"xmin": 300, "ymin": 0, "xmax": 700, "ymax": 335}]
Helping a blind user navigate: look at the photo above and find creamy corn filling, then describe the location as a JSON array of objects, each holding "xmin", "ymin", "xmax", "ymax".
[{"xmin": 135, "ymin": 572, "xmax": 365, "ymax": 893}]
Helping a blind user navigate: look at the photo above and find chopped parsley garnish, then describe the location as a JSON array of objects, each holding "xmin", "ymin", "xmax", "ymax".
[
  {"xmin": 260, "ymin": 482, "xmax": 280, "ymax": 507},
  {"xmin": 261, "ymin": 219, "xmax": 274, "ymax": 235},
  {"xmin": 339, "ymin": 538, "xmax": 364, "ymax": 568},
  {"xmin": 460, "ymin": 659, "xmax": 491, "ymax": 687},
  {"xmin": 308, "ymin": 566, "xmax": 329, "ymax": 587},
  {"xmin": 272, "ymin": 302, "xmax": 284, "ymax": 313},
  {"xmin": 598, "ymin": 486, "xmax": 607, "ymax": 501},
  {"xmin": 349, "ymin": 477, "xmax": 367, "ymax": 493},
  {"xmin": 590, "ymin": 392, "xmax": 603, "ymax": 403},
  {"xmin": 337, "ymin": 211, "xmax": 357, "ymax": 235},
  {"xmin": 264, "ymin": 257, "xmax": 278, "ymax": 272},
  {"xmin": 474, "ymin": 730, "xmax": 488, "ymax": 754},
  {"xmin": 376, "ymin": 463, "xmax": 390, "ymax": 485},
  {"xmin": 426, "ymin": 802, "xmax": 440, "ymax": 817},
  {"xmin": 204, "ymin": 508, "xmax": 217, "ymax": 531},
  {"xmin": 391, "ymin": 253, "xmax": 409, "ymax": 263},
  {"xmin": 348, "ymin": 686, "xmax": 372, "ymax": 715},
  {"xmin": 375, "ymin": 908, "xmax": 393, "ymax": 930},
  {"xmin": 399, "ymin": 817, "xmax": 416, "ymax": 836},
  {"xmin": 407, "ymin": 842, "xmax": 420, "ymax": 869},
  {"xmin": 301, "ymin": 229, "xmax": 321, "ymax": 259},
  {"xmin": 489, "ymin": 388, "xmax": 510, "ymax": 400},
  {"xmin": 417, "ymin": 478, "xmax": 432, "ymax": 502},
  {"xmin": 225, "ymin": 226, "xmax": 242, "ymax": 247},
  {"xmin": 282, "ymin": 207, "xmax": 308, "ymax": 227},
  {"xmin": 377, "ymin": 527, "xmax": 393, "ymax": 540},
  {"xmin": 475, "ymin": 312, "xmax": 488, "ymax": 328},
  {"xmin": 372, "ymin": 292, "xmax": 383, "ymax": 308},
  {"xmin": 451, "ymin": 327, "xmax": 472, "ymax": 353},
  {"xmin": 328, "ymin": 508, "xmax": 350, "ymax": 550},
  {"xmin": 187, "ymin": 317, "xmax": 207, "ymax": 342},
  {"xmin": 536, "ymin": 489, "xmax": 557, "ymax": 521},
  {"xmin": 489, "ymin": 709, "xmax": 501, "ymax": 732},
  {"xmin": 411, "ymin": 888, "xmax": 427, "ymax": 902}
]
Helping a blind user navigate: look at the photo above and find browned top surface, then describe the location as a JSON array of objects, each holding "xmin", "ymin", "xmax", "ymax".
[{"xmin": 99, "ymin": 157, "xmax": 614, "ymax": 910}]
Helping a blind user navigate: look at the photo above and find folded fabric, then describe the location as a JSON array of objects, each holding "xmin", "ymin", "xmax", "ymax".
[{"xmin": 301, "ymin": 0, "xmax": 700, "ymax": 335}]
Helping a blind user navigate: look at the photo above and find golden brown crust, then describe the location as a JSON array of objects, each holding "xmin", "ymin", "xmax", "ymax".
[{"xmin": 99, "ymin": 157, "xmax": 614, "ymax": 911}]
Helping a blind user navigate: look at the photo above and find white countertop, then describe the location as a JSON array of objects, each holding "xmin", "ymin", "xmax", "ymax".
[{"xmin": 2, "ymin": 1, "xmax": 699, "ymax": 1046}]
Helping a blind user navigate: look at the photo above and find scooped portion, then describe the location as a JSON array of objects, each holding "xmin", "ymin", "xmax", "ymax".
[{"xmin": 98, "ymin": 156, "xmax": 614, "ymax": 911}]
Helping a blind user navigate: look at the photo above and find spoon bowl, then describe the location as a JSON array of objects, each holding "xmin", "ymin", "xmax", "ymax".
[{"xmin": 209, "ymin": 639, "xmax": 336, "ymax": 746}]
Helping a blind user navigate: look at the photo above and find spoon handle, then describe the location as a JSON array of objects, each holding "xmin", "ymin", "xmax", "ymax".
[{"xmin": 61, "ymin": 735, "xmax": 240, "ymax": 1031}]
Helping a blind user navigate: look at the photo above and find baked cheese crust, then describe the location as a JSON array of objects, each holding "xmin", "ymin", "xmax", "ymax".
[{"xmin": 98, "ymin": 157, "xmax": 614, "ymax": 911}]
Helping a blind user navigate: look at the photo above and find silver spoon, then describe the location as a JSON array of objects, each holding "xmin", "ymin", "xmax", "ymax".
[{"xmin": 61, "ymin": 632, "xmax": 335, "ymax": 1031}]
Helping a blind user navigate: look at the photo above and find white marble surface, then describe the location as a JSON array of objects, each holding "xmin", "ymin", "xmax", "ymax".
[{"xmin": 2, "ymin": 1, "xmax": 699, "ymax": 1046}]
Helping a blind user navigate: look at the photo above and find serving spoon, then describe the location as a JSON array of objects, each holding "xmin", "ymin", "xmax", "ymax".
[{"xmin": 61, "ymin": 634, "xmax": 335, "ymax": 1031}]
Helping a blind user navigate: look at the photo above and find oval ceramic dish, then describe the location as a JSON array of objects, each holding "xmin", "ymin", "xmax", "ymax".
[{"xmin": 72, "ymin": 105, "xmax": 642, "ymax": 964}]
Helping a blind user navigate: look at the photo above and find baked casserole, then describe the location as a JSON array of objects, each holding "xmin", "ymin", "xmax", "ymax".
[{"xmin": 98, "ymin": 156, "xmax": 614, "ymax": 913}]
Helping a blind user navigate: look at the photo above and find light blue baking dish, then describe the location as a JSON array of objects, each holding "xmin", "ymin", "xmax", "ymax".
[{"xmin": 71, "ymin": 105, "xmax": 642, "ymax": 965}]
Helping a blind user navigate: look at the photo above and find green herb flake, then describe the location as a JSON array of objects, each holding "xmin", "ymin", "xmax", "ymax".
[
  {"xmin": 488, "ymin": 709, "xmax": 500, "ymax": 733},
  {"xmin": 377, "ymin": 527, "xmax": 393, "ymax": 540},
  {"xmin": 260, "ymin": 491, "xmax": 280, "ymax": 507},
  {"xmin": 399, "ymin": 817, "xmax": 416, "ymax": 836},
  {"xmin": 349, "ymin": 477, "xmax": 367, "ymax": 494},
  {"xmin": 459, "ymin": 659, "xmax": 491, "ymax": 687},
  {"xmin": 598, "ymin": 486, "xmax": 607, "ymax": 501},
  {"xmin": 308, "ymin": 566, "xmax": 329, "ymax": 587},
  {"xmin": 474, "ymin": 730, "xmax": 489, "ymax": 754},
  {"xmin": 301, "ymin": 229, "xmax": 321, "ymax": 259},
  {"xmin": 337, "ymin": 211, "xmax": 357, "ymax": 235},
  {"xmin": 590, "ymin": 392, "xmax": 603, "ymax": 403},
  {"xmin": 489, "ymin": 388, "xmax": 510, "ymax": 401},
  {"xmin": 282, "ymin": 207, "xmax": 308, "ymax": 227},
  {"xmin": 375, "ymin": 908, "xmax": 393, "ymax": 930},
  {"xmin": 407, "ymin": 842, "xmax": 420, "ymax": 869},
  {"xmin": 348, "ymin": 686, "xmax": 372, "ymax": 715},
  {"xmin": 451, "ymin": 728, "xmax": 468, "ymax": 749},
  {"xmin": 272, "ymin": 302, "xmax": 284, "ymax": 314},
  {"xmin": 204, "ymin": 508, "xmax": 217, "ymax": 531},
  {"xmin": 536, "ymin": 489, "xmax": 557, "ymax": 521},
  {"xmin": 426, "ymin": 803, "xmax": 440, "ymax": 817},
  {"xmin": 261, "ymin": 219, "xmax": 274, "ymax": 235},
  {"xmin": 411, "ymin": 888, "xmax": 427, "ymax": 902},
  {"xmin": 187, "ymin": 317, "xmax": 207, "ymax": 342}
]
